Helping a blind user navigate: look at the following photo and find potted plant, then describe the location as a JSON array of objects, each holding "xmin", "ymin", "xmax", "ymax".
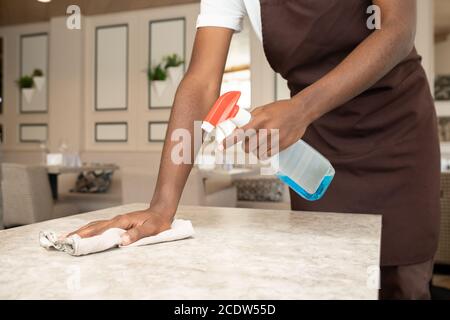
[
  {"xmin": 164, "ymin": 53, "xmax": 184, "ymax": 84},
  {"xmin": 32, "ymin": 69, "xmax": 45, "ymax": 91},
  {"xmin": 16, "ymin": 75, "xmax": 35, "ymax": 103},
  {"xmin": 148, "ymin": 64, "xmax": 168, "ymax": 97}
]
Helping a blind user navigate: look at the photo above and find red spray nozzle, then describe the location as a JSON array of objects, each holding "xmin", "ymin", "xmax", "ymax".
[{"xmin": 201, "ymin": 91, "xmax": 241, "ymax": 133}]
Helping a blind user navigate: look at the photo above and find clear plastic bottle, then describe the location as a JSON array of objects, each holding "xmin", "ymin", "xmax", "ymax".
[
  {"xmin": 203, "ymin": 90, "xmax": 335, "ymax": 202},
  {"xmin": 270, "ymin": 140, "xmax": 335, "ymax": 201}
]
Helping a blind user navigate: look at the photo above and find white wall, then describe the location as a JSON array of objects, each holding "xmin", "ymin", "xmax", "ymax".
[
  {"xmin": 0, "ymin": 4, "xmax": 198, "ymax": 167},
  {"xmin": 249, "ymin": 24, "xmax": 274, "ymax": 107},
  {"xmin": 436, "ymin": 35, "xmax": 450, "ymax": 75},
  {"xmin": 48, "ymin": 16, "xmax": 84, "ymax": 153},
  {"xmin": 82, "ymin": 5, "xmax": 199, "ymax": 153},
  {"xmin": 0, "ymin": 22, "xmax": 50, "ymax": 153},
  {"xmin": 416, "ymin": 0, "xmax": 435, "ymax": 92}
]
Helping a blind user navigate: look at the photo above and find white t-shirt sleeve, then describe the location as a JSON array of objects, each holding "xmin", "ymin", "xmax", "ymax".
[{"xmin": 196, "ymin": 0, "xmax": 247, "ymax": 32}]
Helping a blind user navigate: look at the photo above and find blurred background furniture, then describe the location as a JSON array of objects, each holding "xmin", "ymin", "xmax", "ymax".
[
  {"xmin": 235, "ymin": 176, "xmax": 291, "ymax": 210},
  {"xmin": 430, "ymin": 170, "xmax": 450, "ymax": 299},
  {"xmin": 46, "ymin": 163, "xmax": 122, "ymax": 213},
  {"xmin": 121, "ymin": 167, "xmax": 237, "ymax": 208},
  {"xmin": 1, "ymin": 163, "xmax": 79, "ymax": 228},
  {"xmin": 437, "ymin": 171, "xmax": 450, "ymax": 268},
  {"xmin": 57, "ymin": 170, "xmax": 122, "ymax": 213},
  {"xmin": 46, "ymin": 163, "xmax": 119, "ymax": 199},
  {"xmin": 0, "ymin": 167, "xmax": 3, "ymax": 230}
]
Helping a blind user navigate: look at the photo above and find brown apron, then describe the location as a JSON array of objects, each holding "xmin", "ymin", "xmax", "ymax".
[{"xmin": 260, "ymin": 0, "xmax": 440, "ymax": 266}]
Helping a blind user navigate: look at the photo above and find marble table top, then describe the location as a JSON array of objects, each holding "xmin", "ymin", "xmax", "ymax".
[{"xmin": 0, "ymin": 204, "xmax": 381, "ymax": 300}]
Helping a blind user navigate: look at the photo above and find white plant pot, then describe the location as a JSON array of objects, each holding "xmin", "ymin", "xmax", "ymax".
[
  {"xmin": 22, "ymin": 88, "xmax": 35, "ymax": 103},
  {"xmin": 33, "ymin": 76, "xmax": 46, "ymax": 91},
  {"xmin": 151, "ymin": 80, "xmax": 168, "ymax": 97},
  {"xmin": 167, "ymin": 65, "xmax": 184, "ymax": 85}
]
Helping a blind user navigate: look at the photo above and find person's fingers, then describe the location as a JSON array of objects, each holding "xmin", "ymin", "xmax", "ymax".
[
  {"xmin": 223, "ymin": 129, "xmax": 245, "ymax": 150},
  {"xmin": 220, "ymin": 111, "xmax": 265, "ymax": 150},
  {"xmin": 266, "ymin": 131, "xmax": 281, "ymax": 158},
  {"xmin": 78, "ymin": 219, "xmax": 110, "ymax": 231},
  {"xmin": 261, "ymin": 133, "xmax": 283, "ymax": 159},
  {"xmin": 76, "ymin": 215, "xmax": 132, "ymax": 238},
  {"xmin": 253, "ymin": 130, "xmax": 270, "ymax": 159},
  {"xmin": 121, "ymin": 221, "xmax": 159, "ymax": 245},
  {"xmin": 222, "ymin": 126, "xmax": 257, "ymax": 151},
  {"xmin": 90, "ymin": 215, "xmax": 133, "ymax": 236},
  {"xmin": 241, "ymin": 113, "xmax": 263, "ymax": 132},
  {"xmin": 257, "ymin": 140, "xmax": 270, "ymax": 160},
  {"xmin": 244, "ymin": 133, "xmax": 262, "ymax": 154},
  {"xmin": 65, "ymin": 220, "xmax": 108, "ymax": 237},
  {"xmin": 75, "ymin": 221, "xmax": 112, "ymax": 238}
]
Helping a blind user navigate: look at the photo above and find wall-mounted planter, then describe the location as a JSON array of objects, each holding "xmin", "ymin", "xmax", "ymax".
[
  {"xmin": 151, "ymin": 80, "xmax": 168, "ymax": 97},
  {"xmin": 33, "ymin": 76, "xmax": 45, "ymax": 92},
  {"xmin": 167, "ymin": 65, "xmax": 184, "ymax": 85},
  {"xmin": 22, "ymin": 88, "xmax": 35, "ymax": 104}
]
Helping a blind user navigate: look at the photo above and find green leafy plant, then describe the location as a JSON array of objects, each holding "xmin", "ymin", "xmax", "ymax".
[
  {"xmin": 32, "ymin": 69, "xmax": 44, "ymax": 77},
  {"xmin": 163, "ymin": 53, "xmax": 184, "ymax": 69},
  {"xmin": 148, "ymin": 64, "xmax": 168, "ymax": 81},
  {"xmin": 16, "ymin": 75, "xmax": 34, "ymax": 89}
]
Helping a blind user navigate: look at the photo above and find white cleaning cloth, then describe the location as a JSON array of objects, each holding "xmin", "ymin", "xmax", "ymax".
[{"xmin": 39, "ymin": 219, "xmax": 194, "ymax": 256}]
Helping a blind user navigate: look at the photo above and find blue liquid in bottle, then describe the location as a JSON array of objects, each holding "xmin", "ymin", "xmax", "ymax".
[
  {"xmin": 271, "ymin": 140, "xmax": 335, "ymax": 201},
  {"xmin": 277, "ymin": 173, "xmax": 334, "ymax": 201}
]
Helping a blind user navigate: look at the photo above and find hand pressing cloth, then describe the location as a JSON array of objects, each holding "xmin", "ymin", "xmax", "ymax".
[{"xmin": 39, "ymin": 219, "xmax": 194, "ymax": 256}]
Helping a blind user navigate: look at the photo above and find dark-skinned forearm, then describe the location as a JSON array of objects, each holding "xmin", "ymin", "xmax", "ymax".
[
  {"xmin": 149, "ymin": 75, "xmax": 220, "ymax": 217},
  {"xmin": 293, "ymin": 2, "xmax": 416, "ymax": 124}
]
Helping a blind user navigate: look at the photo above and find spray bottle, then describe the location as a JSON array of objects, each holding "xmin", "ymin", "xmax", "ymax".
[{"xmin": 201, "ymin": 91, "xmax": 335, "ymax": 201}]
